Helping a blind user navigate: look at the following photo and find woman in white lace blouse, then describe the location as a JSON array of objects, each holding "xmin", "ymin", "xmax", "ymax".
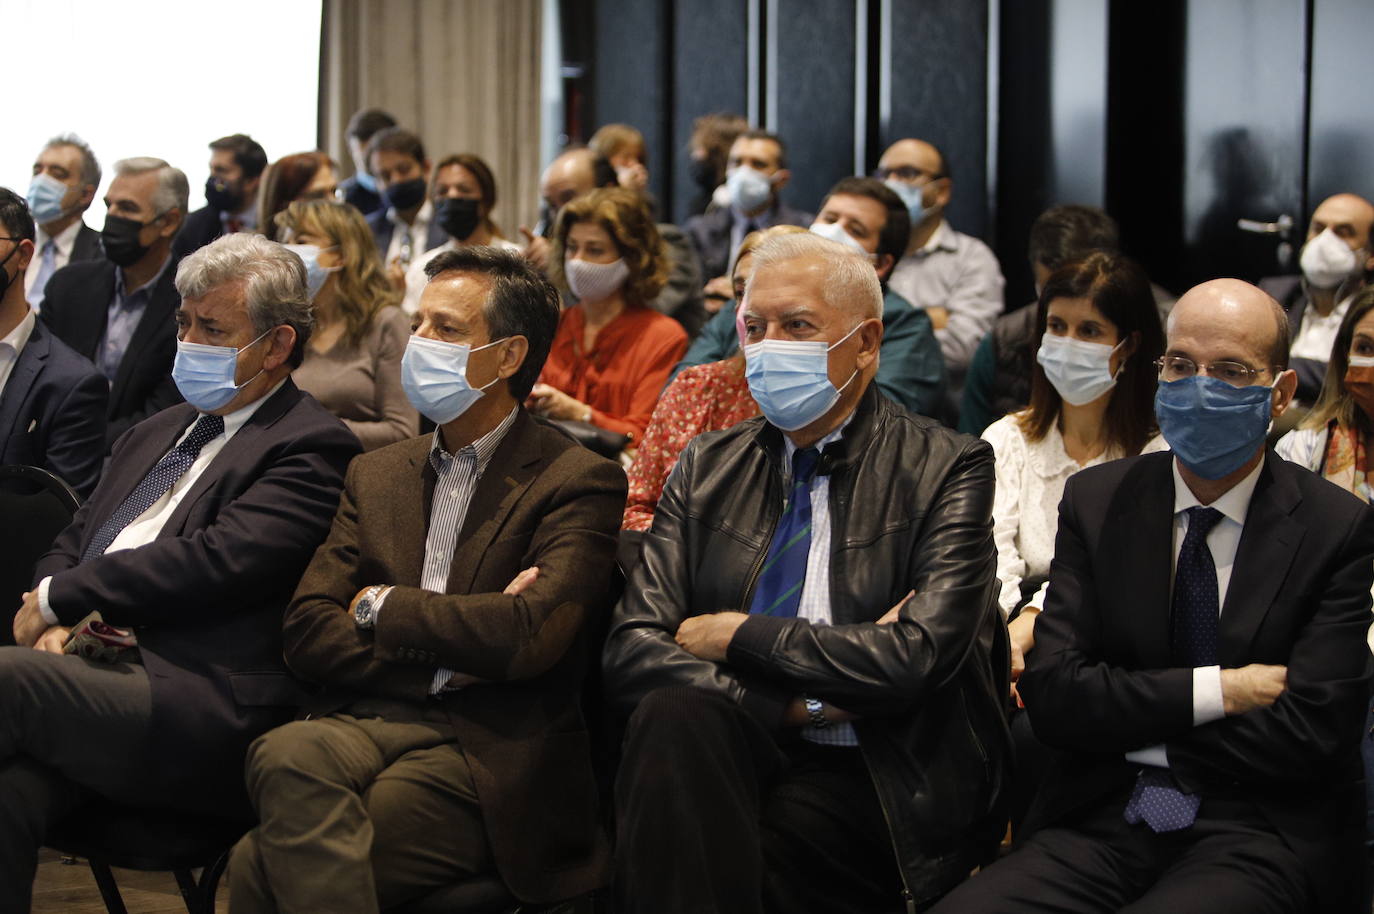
[{"xmin": 981, "ymin": 252, "xmax": 1166, "ymax": 685}]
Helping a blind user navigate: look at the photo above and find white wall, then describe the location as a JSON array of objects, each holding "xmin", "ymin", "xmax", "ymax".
[{"xmin": 6, "ymin": 0, "xmax": 322, "ymax": 227}]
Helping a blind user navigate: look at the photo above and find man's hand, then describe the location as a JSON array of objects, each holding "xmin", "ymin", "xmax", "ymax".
[
  {"xmin": 34, "ymin": 626, "xmax": 71, "ymax": 654},
  {"xmin": 527, "ymin": 383, "xmax": 592, "ymax": 423},
  {"xmin": 1008, "ymin": 609, "xmax": 1039, "ymax": 683},
  {"xmin": 703, "ymin": 275, "xmax": 734, "ymax": 314},
  {"xmin": 1220, "ymin": 663, "xmax": 1288, "ymax": 715},
  {"xmin": 13, "ymin": 590, "xmax": 48, "ymax": 648},
  {"xmin": 520, "ymin": 227, "xmax": 551, "ymax": 271},
  {"xmin": 616, "ymin": 162, "xmax": 649, "ymax": 192},
  {"xmin": 925, "ymin": 305, "xmax": 950, "ymax": 331},
  {"xmin": 675, "ymin": 612, "xmax": 750, "ymax": 662},
  {"xmin": 504, "ymin": 566, "xmax": 539, "ymax": 596},
  {"xmin": 876, "ymin": 590, "xmax": 916, "ymax": 625},
  {"xmin": 384, "ymin": 258, "xmax": 407, "ymax": 292}
]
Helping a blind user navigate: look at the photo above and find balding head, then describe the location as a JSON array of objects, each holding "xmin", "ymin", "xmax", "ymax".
[
  {"xmin": 540, "ymin": 148, "xmax": 616, "ymax": 216},
  {"xmin": 1168, "ymin": 279, "xmax": 1291, "ymax": 376},
  {"xmin": 879, "ymin": 139, "xmax": 947, "ymax": 180},
  {"xmin": 1307, "ymin": 193, "xmax": 1374, "ymax": 277}
]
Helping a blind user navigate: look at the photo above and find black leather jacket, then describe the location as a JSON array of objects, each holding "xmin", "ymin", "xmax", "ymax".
[{"xmin": 604, "ymin": 384, "xmax": 1011, "ymax": 908}]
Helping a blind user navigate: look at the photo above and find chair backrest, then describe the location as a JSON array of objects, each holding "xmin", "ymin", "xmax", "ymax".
[{"xmin": 0, "ymin": 465, "xmax": 80, "ymax": 644}]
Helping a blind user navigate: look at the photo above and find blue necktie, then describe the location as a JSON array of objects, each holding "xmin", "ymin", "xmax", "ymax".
[
  {"xmin": 80, "ymin": 414, "xmax": 225, "ymax": 562},
  {"xmin": 749, "ymin": 447, "xmax": 820, "ymax": 618},
  {"xmin": 29, "ymin": 240, "xmax": 56, "ymax": 309},
  {"xmin": 1124, "ymin": 505, "xmax": 1224, "ymax": 832}
]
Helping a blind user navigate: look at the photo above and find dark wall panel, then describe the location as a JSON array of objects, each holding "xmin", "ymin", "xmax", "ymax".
[
  {"xmin": 771, "ymin": 0, "xmax": 857, "ymax": 216},
  {"xmin": 671, "ymin": 0, "xmax": 750, "ymax": 225},
  {"xmin": 592, "ymin": 0, "xmax": 671, "ymax": 208},
  {"xmin": 884, "ymin": 0, "xmax": 989, "ymax": 240}
]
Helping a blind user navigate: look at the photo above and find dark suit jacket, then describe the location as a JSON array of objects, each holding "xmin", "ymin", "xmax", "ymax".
[
  {"xmin": 69, "ymin": 222, "xmax": 103, "ymax": 264},
  {"xmin": 283, "ymin": 408, "xmax": 626, "ymax": 903},
  {"xmin": 40, "ymin": 257, "xmax": 183, "ymax": 448},
  {"xmin": 170, "ymin": 206, "xmax": 225, "ymax": 262},
  {"xmin": 683, "ymin": 201, "xmax": 814, "ymax": 281},
  {"xmin": 339, "ymin": 175, "xmax": 383, "ymax": 218},
  {"xmin": 1258, "ymin": 274, "xmax": 1358, "ymax": 402},
  {"xmin": 366, "ymin": 207, "xmax": 448, "ymax": 261},
  {"xmin": 0, "ymin": 319, "xmax": 107, "ymax": 498},
  {"xmin": 33, "ymin": 380, "xmax": 362, "ymax": 815},
  {"xmin": 1020, "ymin": 450, "xmax": 1374, "ymax": 911}
]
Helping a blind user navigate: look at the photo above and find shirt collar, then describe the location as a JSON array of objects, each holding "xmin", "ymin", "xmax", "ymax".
[
  {"xmin": 429, "ymin": 405, "xmax": 519, "ymax": 474},
  {"xmin": 783, "ymin": 408, "xmax": 856, "ymax": 463},
  {"xmin": 917, "ymin": 219, "xmax": 957, "ymax": 255},
  {"xmin": 731, "ymin": 200, "xmax": 779, "ymax": 232},
  {"xmin": 389, "ymin": 198, "xmax": 433, "ymax": 229},
  {"xmin": 221, "ymin": 205, "xmax": 258, "ymax": 232},
  {"xmin": 116, "ymin": 252, "xmax": 174, "ymax": 301},
  {"xmin": 197, "ymin": 376, "xmax": 288, "ymax": 442},
  {"xmin": 1171, "ymin": 454, "xmax": 1265, "ymax": 528},
  {"xmin": 0, "ymin": 309, "xmax": 37, "ymax": 358},
  {"xmin": 35, "ymin": 219, "xmax": 84, "ymax": 254}
]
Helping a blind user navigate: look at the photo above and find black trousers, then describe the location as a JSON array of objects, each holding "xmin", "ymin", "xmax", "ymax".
[
  {"xmin": 613, "ymin": 685, "xmax": 904, "ymax": 914},
  {"xmin": 928, "ymin": 785, "xmax": 1314, "ymax": 914}
]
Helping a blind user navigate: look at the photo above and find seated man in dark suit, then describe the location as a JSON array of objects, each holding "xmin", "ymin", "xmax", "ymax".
[
  {"xmin": 170, "ymin": 133, "xmax": 268, "ymax": 261},
  {"xmin": 42, "ymin": 156, "xmax": 189, "ymax": 449},
  {"xmin": 684, "ymin": 129, "xmax": 813, "ymax": 298},
  {"xmin": 0, "ymin": 233, "xmax": 361, "ymax": 914},
  {"xmin": 932, "ymin": 279, "xmax": 1374, "ymax": 913},
  {"xmin": 230, "ymin": 247, "xmax": 626, "ymax": 913},
  {"xmin": 604, "ymin": 233, "xmax": 1009, "ymax": 914},
  {"xmin": 0, "ymin": 189, "xmax": 106, "ymax": 498},
  {"xmin": 365, "ymin": 127, "xmax": 446, "ymax": 285},
  {"xmin": 339, "ymin": 107, "xmax": 397, "ymax": 217},
  {"xmin": 25, "ymin": 134, "xmax": 105, "ymax": 309}
]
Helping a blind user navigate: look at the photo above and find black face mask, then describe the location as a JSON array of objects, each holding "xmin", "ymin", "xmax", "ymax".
[
  {"xmin": 436, "ymin": 197, "xmax": 482, "ymax": 241},
  {"xmin": 0, "ymin": 242, "xmax": 21, "ymax": 299},
  {"xmin": 688, "ymin": 156, "xmax": 717, "ymax": 189},
  {"xmin": 204, "ymin": 176, "xmax": 243, "ymax": 213},
  {"xmin": 381, "ymin": 177, "xmax": 427, "ymax": 212},
  {"xmin": 101, "ymin": 214, "xmax": 154, "ymax": 267}
]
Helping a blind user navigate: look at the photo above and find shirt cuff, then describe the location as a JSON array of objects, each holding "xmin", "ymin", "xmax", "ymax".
[
  {"xmin": 1025, "ymin": 581, "xmax": 1049, "ymax": 612},
  {"xmin": 1124, "ymin": 744, "xmax": 1169, "ymax": 768},
  {"xmin": 1192, "ymin": 665, "xmax": 1225, "ymax": 725},
  {"xmin": 429, "ymin": 668, "xmax": 455, "ymax": 694},
  {"xmin": 37, "ymin": 576, "xmax": 58, "ymax": 625}
]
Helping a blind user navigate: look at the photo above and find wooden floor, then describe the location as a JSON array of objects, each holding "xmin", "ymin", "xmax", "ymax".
[{"xmin": 32, "ymin": 849, "xmax": 229, "ymax": 914}]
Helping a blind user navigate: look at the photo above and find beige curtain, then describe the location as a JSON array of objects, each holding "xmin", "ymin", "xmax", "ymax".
[{"xmin": 320, "ymin": 0, "xmax": 544, "ymax": 238}]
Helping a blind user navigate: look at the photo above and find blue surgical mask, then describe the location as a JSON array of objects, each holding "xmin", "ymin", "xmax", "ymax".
[
  {"xmin": 27, "ymin": 173, "xmax": 69, "ymax": 225},
  {"xmin": 172, "ymin": 328, "xmax": 273, "ymax": 413},
  {"xmin": 281, "ymin": 244, "xmax": 339, "ymax": 302},
  {"xmin": 401, "ymin": 334, "xmax": 507, "ymax": 424},
  {"xmin": 1036, "ymin": 333, "xmax": 1125, "ymax": 406},
  {"xmin": 355, "ymin": 170, "xmax": 377, "ymax": 194},
  {"xmin": 1155, "ymin": 375, "xmax": 1274, "ymax": 480},
  {"xmin": 727, "ymin": 166, "xmax": 773, "ymax": 215},
  {"xmin": 744, "ymin": 323, "xmax": 862, "ymax": 431},
  {"xmin": 884, "ymin": 179, "xmax": 927, "ymax": 227}
]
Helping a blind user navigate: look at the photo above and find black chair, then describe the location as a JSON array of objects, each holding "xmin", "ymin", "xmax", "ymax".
[
  {"xmin": 0, "ymin": 464, "xmax": 80, "ymax": 645},
  {"xmin": 46, "ymin": 800, "xmax": 250, "ymax": 914}
]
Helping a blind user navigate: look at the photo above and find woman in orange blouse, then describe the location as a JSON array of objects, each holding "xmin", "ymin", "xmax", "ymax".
[
  {"xmin": 622, "ymin": 225, "xmax": 808, "ymax": 531},
  {"xmin": 528, "ymin": 187, "xmax": 687, "ymax": 443}
]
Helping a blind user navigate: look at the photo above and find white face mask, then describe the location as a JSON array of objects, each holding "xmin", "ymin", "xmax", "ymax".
[
  {"xmin": 1036, "ymin": 333, "xmax": 1125, "ymax": 406},
  {"xmin": 1301, "ymin": 228, "xmax": 1365, "ymax": 290},
  {"xmin": 565, "ymin": 257, "xmax": 630, "ymax": 303},
  {"xmin": 809, "ymin": 221, "xmax": 877, "ymax": 263}
]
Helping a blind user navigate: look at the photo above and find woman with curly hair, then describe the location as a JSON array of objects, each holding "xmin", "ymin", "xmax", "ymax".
[
  {"xmin": 529, "ymin": 187, "xmax": 688, "ymax": 442},
  {"xmin": 275, "ymin": 198, "xmax": 418, "ymax": 449}
]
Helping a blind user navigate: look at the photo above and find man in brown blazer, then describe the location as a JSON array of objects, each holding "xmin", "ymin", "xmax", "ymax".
[{"xmin": 228, "ymin": 247, "xmax": 627, "ymax": 913}]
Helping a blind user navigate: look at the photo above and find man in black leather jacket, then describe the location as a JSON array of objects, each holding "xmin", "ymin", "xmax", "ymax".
[{"xmin": 603, "ymin": 233, "xmax": 1010, "ymax": 913}]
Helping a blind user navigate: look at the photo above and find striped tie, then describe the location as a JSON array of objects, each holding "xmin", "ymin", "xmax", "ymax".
[{"xmin": 749, "ymin": 447, "xmax": 820, "ymax": 618}]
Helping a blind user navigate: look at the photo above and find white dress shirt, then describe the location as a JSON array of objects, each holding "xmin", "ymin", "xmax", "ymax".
[
  {"xmin": 383, "ymin": 199, "xmax": 435, "ymax": 271},
  {"xmin": 1290, "ymin": 293, "xmax": 1352, "ymax": 362},
  {"xmin": 782, "ymin": 414, "xmax": 859, "ymax": 747},
  {"xmin": 0, "ymin": 310, "xmax": 37, "ymax": 397},
  {"xmin": 1123, "ymin": 456, "xmax": 1265, "ymax": 769},
  {"xmin": 37, "ymin": 380, "xmax": 286, "ymax": 623},
  {"xmin": 24, "ymin": 219, "xmax": 85, "ymax": 299}
]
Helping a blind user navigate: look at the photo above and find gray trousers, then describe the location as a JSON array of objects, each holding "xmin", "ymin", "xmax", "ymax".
[
  {"xmin": 0, "ymin": 646, "xmax": 152, "ymax": 913},
  {"xmin": 229, "ymin": 700, "xmax": 490, "ymax": 914}
]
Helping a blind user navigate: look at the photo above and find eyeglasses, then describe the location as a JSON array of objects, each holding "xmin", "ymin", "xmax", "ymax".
[
  {"xmin": 873, "ymin": 165, "xmax": 942, "ymax": 183},
  {"xmin": 1154, "ymin": 355, "xmax": 1274, "ymax": 387}
]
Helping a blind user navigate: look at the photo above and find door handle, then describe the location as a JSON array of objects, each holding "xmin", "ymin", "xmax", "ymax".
[{"xmin": 1236, "ymin": 214, "xmax": 1296, "ymax": 271}]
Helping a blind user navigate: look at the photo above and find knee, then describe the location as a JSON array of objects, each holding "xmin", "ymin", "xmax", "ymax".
[
  {"xmin": 624, "ymin": 686, "xmax": 738, "ymax": 752},
  {"xmin": 244, "ymin": 721, "xmax": 324, "ymax": 795}
]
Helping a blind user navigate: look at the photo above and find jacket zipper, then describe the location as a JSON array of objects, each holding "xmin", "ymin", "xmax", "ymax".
[{"xmin": 858, "ymin": 739, "xmax": 918, "ymax": 913}]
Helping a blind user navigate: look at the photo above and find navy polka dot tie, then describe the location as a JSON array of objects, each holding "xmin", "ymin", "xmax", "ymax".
[
  {"xmin": 80, "ymin": 414, "xmax": 226, "ymax": 563},
  {"xmin": 1123, "ymin": 505, "xmax": 1224, "ymax": 832}
]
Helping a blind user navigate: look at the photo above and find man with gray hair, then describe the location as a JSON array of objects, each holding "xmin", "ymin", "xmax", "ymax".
[
  {"xmin": 41, "ymin": 156, "xmax": 189, "ymax": 448},
  {"xmin": 604, "ymin": 233, "xmax": 1010, "ymax": 913},
  {"xmin": 1, "ymin": 233, "xmax": 361, "ymax": 913},
  {"xmin": 25, "ymin": 133, "xmax": 104, "ymax": 308}
]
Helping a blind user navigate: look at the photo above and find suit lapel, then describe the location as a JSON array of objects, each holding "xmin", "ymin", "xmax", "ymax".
[
  {"xmin": 110, "ymin": 265, "xmax": 178, "ymax": 400},
  {"xmin": 445, "ymin": 412, "xmax": 544, "ymax": 596},
  {"xmin": 1219, "ymin": 457, "xmax": 1303, "ymax": 659},
  {"xmin": 0, "ymin": 324, "xmax": 48, "ymax": 446},
  {"xmin": 80, "ymin": 406, "xmax": 194, "ymax": 549},
  {"xmin": 1104, "ymin": 456, "xmax": 1177, "ymax": 665}
]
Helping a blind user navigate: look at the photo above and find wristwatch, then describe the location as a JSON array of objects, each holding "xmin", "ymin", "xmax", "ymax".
[
  {"xmin": 354, "ymin": 585, "xmax": 386, "ymax": 630},
  {"xmin": 803, "ymin": 695, "xmax": 829, "ymax": 729}
]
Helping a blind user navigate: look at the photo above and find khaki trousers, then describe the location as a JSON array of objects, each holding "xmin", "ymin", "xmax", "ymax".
[{"xmin": 229, "ymin": 699, "xmax": 490, "ymax": 914}]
